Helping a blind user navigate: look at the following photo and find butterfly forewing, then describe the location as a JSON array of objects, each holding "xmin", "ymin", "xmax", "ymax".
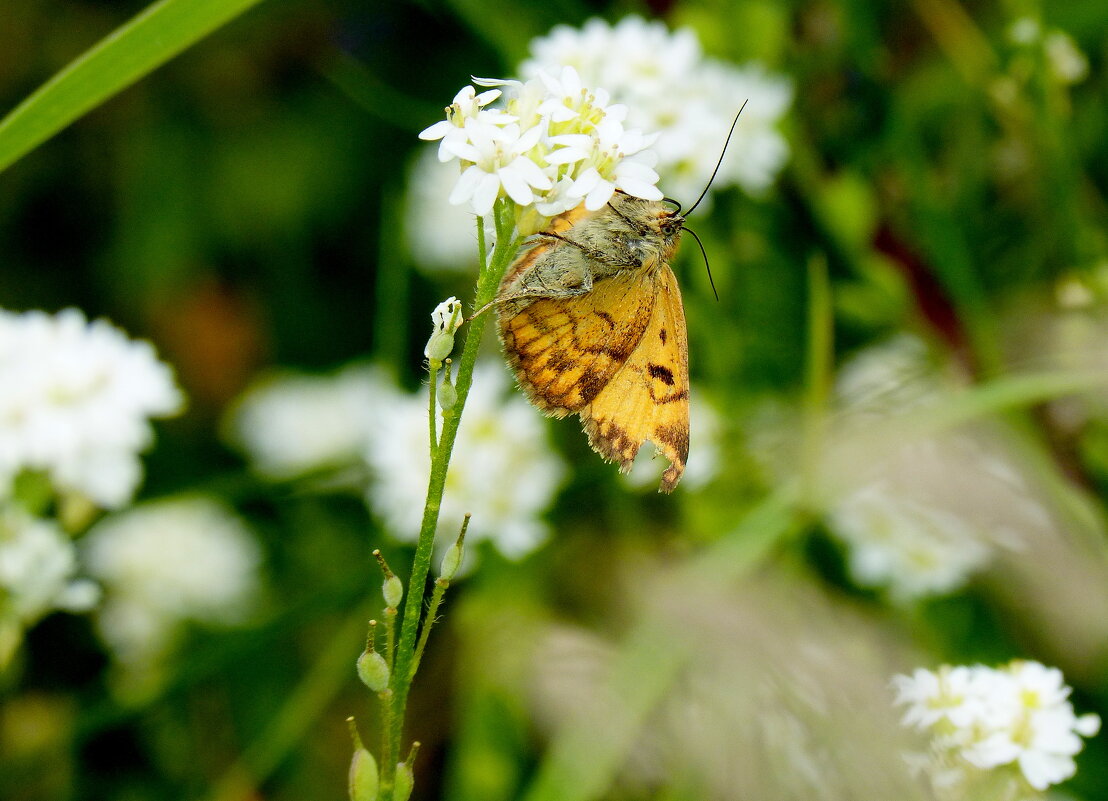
[{"xmin": 499, "ymin": 267, "xmax": 655, "ymax": 417}]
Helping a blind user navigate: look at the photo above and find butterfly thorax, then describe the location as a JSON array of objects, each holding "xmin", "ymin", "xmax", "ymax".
[{"xmin": 569, "ymin": 194, "xmax": 684, "ymax": 278}]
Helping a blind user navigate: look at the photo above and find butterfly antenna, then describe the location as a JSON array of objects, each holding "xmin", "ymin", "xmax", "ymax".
[
  {"xmin": 684, "ymin": 226, "xmax": 718, "ymax": 302},
  {"xmin": 683, "ymin": 99, "xmax": 748, "ymax": 219}
]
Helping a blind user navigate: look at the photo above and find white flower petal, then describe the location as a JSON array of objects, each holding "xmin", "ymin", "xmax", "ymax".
[
  {"xmin": 615, "ymin": 176, "xmax": 663, "ymax": 201},
  {"xmin": 545, "ymin": 147, "xmax": 590, "ymax": 165},
  {"xmin": 569, "ymin": 167, "xmax": 601, "ymax": 196},
  {"xmin": 498, "ymin": 166, "xmax": 534, "ymax": 206},
  {"xmin": 448, "ymin": 165, "xmax": 483, "ymax": 206},
  {"xmin": 511, "ymin": 157, "xmax": 553, "ymax": 190},
  {"xmin": 418, "ymin": 120, "xmax": 453, "ymax": 141},
  {"xmin": 471, "ymin": 171, "xmax": 502, "ymax": 216},
  {"xmin": 584, "ymin": 179, "xmax": 615, "ymax": 210}
]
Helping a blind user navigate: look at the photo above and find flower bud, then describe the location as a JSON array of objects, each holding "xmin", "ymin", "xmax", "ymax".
[
  {"xmin": 392, "ymin": 762, "xmax": 414, "ymax": 801},
  {"xmin": 347, "ymin": 719, "xmax": 379, "ymax": 801},
  {"xmin": 440, "ymin": 542, "xmax": 463, "ymax": 581},
  {"xmin": 424, "ymin": 330, "xmax": 455, "ymax": 363},
  {"xmin": 392, "ymin": 742, "xmax": 420, "ymax": 801},
  {"xmin": 424, "ymin": 297, "xmax": 464, "ymax": 364},
  {"xmin": 440, "ymin": 513, "xmax": 470, "ymax": 581},
  {"xmin": 437, "ymin": 379, "xmax": 457, "ymax": 411},
  {"xmin": 356, "ymin": 650, "xmax": 390, "ymax": 693},
  {"xmin": 383, "ymin": 575, "xmax": 404, "ymax": 609}
]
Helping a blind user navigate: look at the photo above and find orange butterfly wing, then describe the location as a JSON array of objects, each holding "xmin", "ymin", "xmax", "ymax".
[
  {"xmin": 498, "ymin": 266, "xmax": 656, "ymax": 417},
  {"xmin": 580, "ymin": 264, "xmax": 689, "ymax": 493}
]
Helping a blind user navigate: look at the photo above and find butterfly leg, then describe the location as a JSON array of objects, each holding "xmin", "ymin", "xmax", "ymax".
[{"xmin": 469, "ymin": 269, "xmax": 594, "ymax": 321}]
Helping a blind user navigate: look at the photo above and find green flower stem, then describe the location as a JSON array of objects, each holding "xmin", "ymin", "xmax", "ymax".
[
  {"xmin": 381, "ymin": 199, "xmax": 520, "ymax": 792},
  {"xmin": 411, "ymin": 510, "xmax": 469, "ymax": 680},
  {"xmin": 476, "ymin": 213, "xmax": 488, "ymax": 269},
  {"xmin": 383, "ymin": 607, "xmax": 397, "ymax": 670},
  {"xmin": 427, "ymin": 363, "xmax": 439, "ymax": 453},
  {"xmin": 410, "ymin": 578, "xmax": 449, "ymax": 681},
  {"xmin": 378, "ymin": 687, "xmax": 394, "ymax": 783}
]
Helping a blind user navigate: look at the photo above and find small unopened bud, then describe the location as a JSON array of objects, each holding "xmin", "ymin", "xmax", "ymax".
[
  {"xmin": 357, "ymin": 649, "xmax": 390, "ymax": 693},
  {"xmin": 437, "ymin": 378, "xmax": 458, "ymax": 411},
  {"xmin": 373, "ymin": 551, "xmax": 403, "ymax": 608},
  {"xmin": 424, "ymin": 330, "xmax": 455, "ymax": 363},
  {"xmin": 440, "ymin": 543, "xmax": 463, "ymax": 581},
  {"xmin": 383, "ymin": 575, "xmax": 404, "ymax": 609},
  {"xmin": 347, "ymin": 718, "xmax": 379, "ymax": 801},
  {"xmin": 392, "ymin": 742, "xmax": 420, "ymax": 801},
  {"xmin": 440, "ymin": 513, "xmax": 470, "ymax": 581}
]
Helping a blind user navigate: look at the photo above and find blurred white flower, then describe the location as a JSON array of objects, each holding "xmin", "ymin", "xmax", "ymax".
[
  {"xmin": 0, "ymin": 508, "xmax": 99, "ymax": 664},
  {"xmin": 624, "ymin": 390, "xmax": 720, "ymax": 490},
  {"xmin": 365, "ymin": 362, "xmax": 566, "ymax": 558},
  {"xmin": 83, "ymin": 497, "xmax": 262, "ymax": 666},
  {"xmin": 405, "ymin": 145, "xmax": 493, "ymax": 272},
  {"xmin": 1006, "ymin": 17, "xmax": 1042, "ymax": 45},
  {"xmin": 0, "ymin": 308, "xmax": 183, "ymax": 508},
  {"xmin": 1006, "ymin": 18, "xmax": 1088, "ymax": 85},
  {"xmin": 225, "ymin": 363, "xmax": 400, "ymax": 480},
  {"xmin": 521, "ymin": 15, "xmax": 793, "ymax": 205},
  {"xmin": 420, "ymin": 66, "xmax": 662, "ymax": 228},
  {"xmin": 828, "ymin": 485, "xmax": 993, "ymax": 600},
  {"xmin": 893, "ymin": 660, "xmax": 1100, "ymax": 796},
  {"xmin": 820, "ymin": 335, "xmax": 1045, "ymax": 600},
  {"xmin": 1044, "ymin": 31, "xmax": 1088, "ymax": 85}
]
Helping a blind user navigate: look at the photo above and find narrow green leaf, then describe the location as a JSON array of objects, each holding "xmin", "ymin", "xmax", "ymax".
[{"xmin": 0, "ymin": 0, "xmax": 269, "ymax": 175}]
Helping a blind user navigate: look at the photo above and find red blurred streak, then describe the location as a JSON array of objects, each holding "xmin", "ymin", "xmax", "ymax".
[{"xmin": 873, "ymin": 224, "xmax": 968, "ymax": 353}]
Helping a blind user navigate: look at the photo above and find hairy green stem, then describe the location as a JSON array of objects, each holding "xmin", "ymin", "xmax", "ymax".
[
  {"xmin": 427, "ymin": 363, "xmax": 439, "ymax": 454},
  {"xmin": 381, "ymin": 200, "xmax": 520, "ymax": 790},
  {"xmin": 410, "ymin": 578, "xmax": 449, "ymax": 680}
]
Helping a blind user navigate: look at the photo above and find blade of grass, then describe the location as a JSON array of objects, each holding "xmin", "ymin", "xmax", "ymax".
[{"xmin": 0, "ymin": 0, "xmax": 269, "ymax": 175}]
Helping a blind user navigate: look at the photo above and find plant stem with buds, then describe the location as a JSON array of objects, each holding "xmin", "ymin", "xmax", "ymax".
[{"xmin": 380, "ymin": 199, "xmax": 520, "ymax": 792}]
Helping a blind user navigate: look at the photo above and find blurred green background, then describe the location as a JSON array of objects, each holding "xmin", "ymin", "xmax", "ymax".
[{"xmin": 3, "ymin": 1, "xmax": 1108, "ymax": 800}]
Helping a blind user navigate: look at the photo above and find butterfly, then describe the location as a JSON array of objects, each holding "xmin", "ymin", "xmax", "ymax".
[{"xmin": 496, "ymin": 191, "xmax": 690, "ymax": 493}]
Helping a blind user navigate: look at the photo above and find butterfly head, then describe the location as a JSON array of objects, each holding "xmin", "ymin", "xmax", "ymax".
[
  {"xmin": 650, "ymin": 199, "xmax": 686, "ymax": 261},
  {"xmin": 606, "ymin": 191, "xmax": 685, "ymax": 266}
]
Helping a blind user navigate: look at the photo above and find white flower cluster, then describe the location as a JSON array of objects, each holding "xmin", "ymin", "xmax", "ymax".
[
  {"xmin": 0, "ymin": 508, "xmax": 99, "ymax": 664},
  {"xmin": 226, "ymin": 363, "xmax": 399, "ymax": 480},
  {"xmin": 366, "ymin": 362, "xmax": 566, "ymax": 559},
  {"xmin": 893, "ymin": 661, "xmax": 1100, "ymax": 796},
  {"xmin": 419, "ymin": 67, "xmax": 662, "ymax": 225},
  {"xmin": 0, "ymin": 308, "xmax": 183, "ymax": 508},
  {"xmin": 521, "ymin": 16, "xmax": 793, "ymax": 204},
  {"xmin": 83, "ymin": 497, "xmax": 262, "ymax": 668}
]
